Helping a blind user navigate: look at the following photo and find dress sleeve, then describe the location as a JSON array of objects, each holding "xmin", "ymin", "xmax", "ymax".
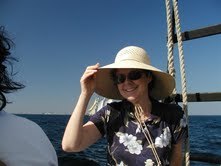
[
  {"xmin": 170, "ymin": 104, "xmax": 188, "ymax": 144},
  {"xmin": 89, "ymin": 106, "xmax": 107, "ymax": 137}
]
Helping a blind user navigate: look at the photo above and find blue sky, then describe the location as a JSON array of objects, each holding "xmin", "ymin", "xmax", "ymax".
[{"xmin": 1, "ymin": 0, "xmax": 221, "ymax": 115}]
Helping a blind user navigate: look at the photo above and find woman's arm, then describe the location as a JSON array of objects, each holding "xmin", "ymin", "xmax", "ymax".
[
  {"xmin": 62, "ymin": 63, "xmax": 101, "ymax": 152},
  {"xmin": 170, "ymin": 141, "xmax": 183, "ymax": 166}
]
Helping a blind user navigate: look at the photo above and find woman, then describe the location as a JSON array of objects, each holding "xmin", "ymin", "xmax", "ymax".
[
  {"xmin": 0, "ymin": 26, "xmax": 58, "ymax": 166},
  {"xmin": 62, "ymin": 46, "xmax": 187, "ymax": 166}
]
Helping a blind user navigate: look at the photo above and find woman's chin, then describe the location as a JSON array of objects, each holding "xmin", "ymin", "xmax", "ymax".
[{"xmin": 126, "ymin": 96, "xmax": 138, "ymax": 104}]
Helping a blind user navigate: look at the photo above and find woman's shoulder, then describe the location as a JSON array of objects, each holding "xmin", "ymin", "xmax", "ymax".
[
  {"xmin": 152, "ymin": 100, "xmax": 184, "ymax": 123},
  {"xmin": 106, "ymin": 101, "xmax": 124, "ymax": 116},
  {"xmin": 153, "ymin": 99, "xmax": 182, "ymax": 110},
  {"xmin": 105, "ymin": 100, "xmax": 129, "ymax": 122},
  {"xmin": 107, "ymin": 100, "xmax": 123, "ymax": 109},
  {"xmin": 108, "ymin": 100, "xmax": 133, "ymax": 109}
]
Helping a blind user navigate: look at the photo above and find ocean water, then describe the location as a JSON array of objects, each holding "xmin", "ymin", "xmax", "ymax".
[{"xmin": 18, "ymin": 114, "xmax": 221, "ymax": 166}]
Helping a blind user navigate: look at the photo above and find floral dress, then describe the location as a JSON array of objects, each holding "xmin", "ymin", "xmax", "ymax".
[{"xmin": 89, "ymin": 99, "xmax": 188, "ymax": 166}]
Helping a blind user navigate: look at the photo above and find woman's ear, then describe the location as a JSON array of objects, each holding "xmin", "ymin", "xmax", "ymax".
[
  {"xmin": 146, "ymin": 71, "xmax": 152, "ymax": 83},
  {"xmin": 147, "ymin": 74, "xmax": 152, "ymax": 83},
  {"xmin": 147, "ymin": 72, "xmax": 154, "ymax": 91}
]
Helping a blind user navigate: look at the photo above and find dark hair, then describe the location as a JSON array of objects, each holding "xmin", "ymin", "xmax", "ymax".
[
  {"xmin": 0, "ymin": 26, "xmax": 25, "ymax": 110},
  {"xmin": 110, "ymin": 69, "xmax": 117, "ymax": 84}
]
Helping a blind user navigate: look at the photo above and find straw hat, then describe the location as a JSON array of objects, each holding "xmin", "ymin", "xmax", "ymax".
[{"xmin": 95, "ymin": 46, "xmax": 175, "ymax": 100}]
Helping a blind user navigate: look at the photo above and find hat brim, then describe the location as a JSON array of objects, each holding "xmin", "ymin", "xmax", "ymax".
[{"xmin": 95, "ymin": 60, "xmax": 175, "ymax": 100}]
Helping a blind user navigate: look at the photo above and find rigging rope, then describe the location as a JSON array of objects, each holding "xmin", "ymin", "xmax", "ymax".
[
  {"xmin": 165, "ymin": 0, "xmax": 190, "ymax": 165},
  {"xmin": 165, "ymin": 0, "xmax": 177, "ymax": 95}
]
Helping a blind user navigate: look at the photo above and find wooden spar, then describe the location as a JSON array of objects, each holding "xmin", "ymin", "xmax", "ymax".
[
  {"xmin": 172, "ymin": 24, "xmax": 221, "ymax": 43},
  {"xmin": 190, "ymin": 152, "xmax": 221, "ymax": 164},
  {"xmin": 165, "ymin": 92, "xmax": 221, "ymax": 102}
]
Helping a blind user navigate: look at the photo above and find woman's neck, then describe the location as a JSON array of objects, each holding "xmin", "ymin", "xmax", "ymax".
[{"xmin": 134, "ymin": 97, "xmax": 152, "ymax": 122}]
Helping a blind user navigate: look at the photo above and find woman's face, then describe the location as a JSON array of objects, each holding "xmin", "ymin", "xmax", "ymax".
[{"xmin": 114, "ymin": 69, "xmax": 152, "ymax": 104}]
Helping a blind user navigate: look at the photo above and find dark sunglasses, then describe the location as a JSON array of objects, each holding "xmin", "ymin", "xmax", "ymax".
[{"xmin": 113, "ymin": 70, "xmax": 144, "ymax": 85}]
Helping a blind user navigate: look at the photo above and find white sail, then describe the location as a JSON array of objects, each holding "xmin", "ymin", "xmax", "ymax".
[{"xmin": 88, "ymin": 97, "xmax": 113, "ymax": 116}]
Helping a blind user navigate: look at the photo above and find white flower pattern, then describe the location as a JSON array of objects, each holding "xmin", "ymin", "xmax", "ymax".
[
  {"xmin": 119, "ymin": 133, "xmax": 136, "ymax": 146},
  {"xmin": 144, "ymin": 159, "xmax": 155, "ymax": 166},
  {"xmin": 127, "ymin": 140, "xmax": 143, "ymax": 154},
  {"xmin": 117, "ymin": 161, "xmax": 127, "ymax": 166},
  {"xmin": 155, "ymin": 127, "xmax": 171, "ymax": 148},
  {"xmin": 118, "ymin": 132, "xmax": 143, "ymax": 155},
  {"xmin": 135, "ymin": 125, "xmax": 141, "ymax": 133}
]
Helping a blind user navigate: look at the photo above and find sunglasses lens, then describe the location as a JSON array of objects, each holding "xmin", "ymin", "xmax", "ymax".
[
  {"xmin": 115, "ymin": 74, "xmax": 126, "ymax": 84},
  {"xmin": 114, "ymin": 70, "xmax": 143, "ymax": 84},
  {"xmin": 128, "ymin": 70, "xmax": 142, "ymax": 80}
]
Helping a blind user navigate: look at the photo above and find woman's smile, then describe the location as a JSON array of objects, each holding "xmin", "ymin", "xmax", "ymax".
[{"xmin": 123, "ymin": 85, "xmax": 138, "ymax": 93}]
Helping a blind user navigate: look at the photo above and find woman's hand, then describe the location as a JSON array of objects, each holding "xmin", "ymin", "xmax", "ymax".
[{"xmin": 80, "ymin": 63, "xmax": 99, "ymax": 96}]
